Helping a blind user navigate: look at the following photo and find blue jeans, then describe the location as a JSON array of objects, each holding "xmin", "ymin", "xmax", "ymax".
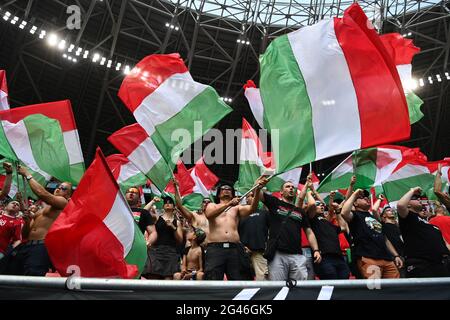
[{"xmin": 314, "ymin": 254, "xmax": 350, "ymax": 280}]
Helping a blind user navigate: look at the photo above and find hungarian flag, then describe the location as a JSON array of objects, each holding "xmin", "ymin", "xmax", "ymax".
[
  {"xmin": 0, "ymin": 100, "xmax": 85, "ymax": 184},
  {"xmin": 108, "ymin": 123, "xmax": 173, "ymax": 191},
  {"xmin": 243, "ymin": 80, "xmax": 264, "ymax": 129},
  {"xmin": 317, "ymin": 146, "xmax": 424, "ymax": 196},
  {"xmin": 234, "ymin": 118, "xmax": 301, "ymax": 193},
  {"xmin": 46, "ymin": 148, "xmax": 147, "ymax": 278},
  {"xmin": 165, "ymin": 157, "xmax": 219, "ymax": 210},
  {"xmin": 0, "ymin": 70, "xmax": 9, "ymax": 111},
  {"xmin": 382, "ymin": 155, "xmax": 436, "ymax": 205},
  {"xmin": 380, "ymin": 33, "xmax": 423, "ymax": 125},
  {"xmin": 118, "ymin": 53, "xmax": 232, "ymax": 167},
  {"xmin": 259, "ymin": 3, "xmax": 410, "ymax": 173},
  {"xmin": 106, "ymin": 154, "xmax": 148, "ymax": 194}
]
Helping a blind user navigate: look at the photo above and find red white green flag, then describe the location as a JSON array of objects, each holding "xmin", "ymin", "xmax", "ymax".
[
  {"xmin": 0, "ymin": 70, "xmax": 9, "ymax": 111},
  {"xmin": 46, "ymin": 148, "xmax": 147, "ymax": 278}
]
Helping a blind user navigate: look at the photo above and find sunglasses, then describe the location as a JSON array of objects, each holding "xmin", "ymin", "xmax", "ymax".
[
  {"xmin": 126, "ymin": 190, "xmax": 139, "ymax": 194},
  {"xmin": 57, "ymin": 185, "xmax": 69, "ymax": 191},
  {"xmin": 220, "ymin": 186, "xmax": 232, "ymax": 190}
]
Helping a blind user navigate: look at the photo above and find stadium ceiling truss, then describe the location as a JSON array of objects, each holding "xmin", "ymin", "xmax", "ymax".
[{"xmin": 0, "ymin": 0, "xmax": 449, "ymax": 180}]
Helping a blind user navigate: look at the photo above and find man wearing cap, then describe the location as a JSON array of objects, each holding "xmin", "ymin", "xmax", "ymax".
[
  {"xmin": 397, "ymin": 187, "xmax": 450, "ymax": 277},
  {"xmin": 342, "ymin": 189, "xmax": 403, "ymax": 279},
  {"xmin": 173, "ymin": 178, "xmax": 210, "ymax": 242},
  {"xmin": 431, "ymin": 164, "xmax": 450, "ymax": 244},
  {"xmin": 6, "ymin": 166, "xmax": 72, "ymax": 276},
  {"xmin": 204, "ymin": 178, "xmax": 265, "ymax": 280}
]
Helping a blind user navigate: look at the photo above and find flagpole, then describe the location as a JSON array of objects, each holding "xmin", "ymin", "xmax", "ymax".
[{"xmin": 224, "ymin": 174, "xmax": 275, "ymax": 212}]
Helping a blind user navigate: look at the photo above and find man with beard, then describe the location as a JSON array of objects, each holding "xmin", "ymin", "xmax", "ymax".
[
  {"xmin": 173, "ymin": 179, "xmax": 210, "ymax": 243},
  {"xmin": 397, "ymin": 187, "xmax": 450, "ymax": 277},
  {"xmin": 7, "ymin": 166, "xmax": 72, "ymax": 276},
  {"xmin": 342, "ymin": 189, "xmax": 403, "ymax": 279},
  {"xmin": 125, "ymin": 187, "xmax": 157, "ymax": 246},
  {"xmin": 204, "ymin": 178, "xmax": 265, "ymax": 280},
  {"xmin": 0, "ymin": 200, "xmax": 22, "ymax": 261},
  {"xmin": 261, "ymin": 181, "xmax": 321, "ymax": 281}
]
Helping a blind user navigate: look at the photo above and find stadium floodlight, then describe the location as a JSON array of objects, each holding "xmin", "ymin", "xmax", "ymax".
[
  {"xmin": 124, "ymin": 65, "xmax": 131, "ymax": 75},
  {"xmin": 3, "ymin": 11, "xmax": 11, "ymax": 21},
  {"xmin": 107, "ymin": 60, "xmax": 112, "ymax": 68},
  {"xmin": 419, "ymin": 78, "xmax": 424, "ymax": 87},
  {"xmin": 100, "ymin": 57, "xmax": 106, "ymax": 65},
  {"xmin": 92, "ymin": 53, "xmax": 100, "ymax": 63},
  {"xmin": 19, "ymin": 21, "xmax": 27, "ymax": 29},
  {"xmin": 38, "ymin": 30, "xmax": 46, "ymax": 39},
  {"xmin": 47, "ymin": 33, "xmax": 58, "ymax": 47},
  {"xmin": 83, "ymin": 50, "xmax": 89, "ymax": 59},
  {"xmin": 29, "ymin": 26, "xmax": 37, "ymax": 34},
  {"xmin": 57, "ymin": 39, "xmax": 66, "ymax": 50},
  {"xmin": 116, "ymin": 62, "xmax": 122, "ymax": 71},
  {"xmin": 68, "ymin": 44, "xmax": 75, "ymax": 52},
  {"xmin": 10, "ymin": 16, "xmax": 19, "ymax": 25}
]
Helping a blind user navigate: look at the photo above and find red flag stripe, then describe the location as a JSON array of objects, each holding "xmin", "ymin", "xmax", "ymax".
[{"xmin": 108, "ymin": 123, "xmax": 149, "ymax": 156}]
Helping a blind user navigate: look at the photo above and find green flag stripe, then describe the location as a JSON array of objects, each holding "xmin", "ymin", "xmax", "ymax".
[{"xmin": 124, "ymin": 224, "xmax": 147, "ymax": 278}]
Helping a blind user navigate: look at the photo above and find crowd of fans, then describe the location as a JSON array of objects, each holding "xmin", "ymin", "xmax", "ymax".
[{"xmin": 0, "ymin": 160, "xmax": 449, "ymax": 281}]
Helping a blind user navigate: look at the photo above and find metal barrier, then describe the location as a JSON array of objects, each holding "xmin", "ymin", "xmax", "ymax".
[{"xmin": 0, "ymin": 276, "xmax": 449, "ymax": 299}]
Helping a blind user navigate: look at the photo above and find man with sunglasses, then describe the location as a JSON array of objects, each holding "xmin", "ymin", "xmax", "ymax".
[
  {"xmin": 397, "ymin": 187, "xmax": 450, "ymax": 277},
  {"xmin": 342, "ymin": 189, "xmax": 403, "ymax": 279},
  {"xmin": 204, "ymin": 179, "xmax": 265, "ymax": 280},
  {"xmin": 173, "ymin": 179, "xmax": 210, "ymax": 243},
  {"xmin": 125, "ymin": 187, "xmax": 157, "ymax": 243},
  {"xmin": 6, "ymin": 166, "xmax": 72, "ymax": 276}
]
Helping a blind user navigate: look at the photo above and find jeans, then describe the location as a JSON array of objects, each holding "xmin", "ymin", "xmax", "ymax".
[
  {"xmin": 268, "ymin": 251, "xmax": 308, "ymax": 281},
  {"xmin": 302, "ymin": 248, "xmax": 315, "ymax": 280},
  {"xmin": 314, "ymin": 254, "xmax": 350, "ymax": 280},
  {"xmin": 405, "ymin": 257, "xmax": 450, "ymax": 278},
  {"xmin": 6, "ymin": 242, "xmax": 51, "ymax": 276},
  {"xmin": 204, "ymin": 243, "xmax": 251, "ymax": 280}
]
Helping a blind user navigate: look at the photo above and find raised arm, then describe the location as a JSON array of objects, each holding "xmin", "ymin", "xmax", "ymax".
[
  {"xmin": 296, "ymin": 175, "xmax": 311, "ymax": 208},
  {"xmin": 205, "ymin": 198, "xmax": 240, "ymax": 220},
  {"xmin": 173, "ymin": 179, "xmax": 195, "ymax": 222},
  {"xmin": 239, "ymin": 176, "xmax": 267, "ymax": 218},
  {"xmin": 305, "ymin": 190, "xmax": 317, "ymax": 219},
  {"xmin": 18, "ymin": 166, "xmax": 67, "ymax": 210},
  {"xmin": 328, "ymin": 191, "xmax": 336, "ymax": 216},
  {"xmin": 371, "ymin": 194, "xmax": 384, "ymax": 221},
  {"xmin": 434, "ymin": 164, "xmax": 450, "ymax": 209},
  {"xmin": 397, "ymin": 187, "xmax": 421, "ymax": 219},
  {"xmin": 146, "ymin": 224, "xmax": 157, "ymax": 247},
  {"xmin": 344, "ymin": 175, "xmax": 357, "ymax": 202},
  {"xmin": 310, "ymin": 180, "xmax": 325, "ymax": 204},
  {"xmin": 0, "ymin": 162, "xmax": 13, "ymax": 200},
  {"xmin": 341, "ymin": 189, "xmax": 362, "ymax": 223}
]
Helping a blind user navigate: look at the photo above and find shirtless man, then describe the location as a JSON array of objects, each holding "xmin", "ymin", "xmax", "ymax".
[
  {"xmin": 173, "ymin": 228, "xmax": 206, "ymax": 280},
  {"xmin": 204, "ymin": 177, "xmax": 265, "ymax": 280},
  {"xmin": 173, "ymin": 179, "xmax": 210, "ymax": 242},
  {"xmin": 8, "ymin": 165, "xmax": 72, "ymax": 276}
]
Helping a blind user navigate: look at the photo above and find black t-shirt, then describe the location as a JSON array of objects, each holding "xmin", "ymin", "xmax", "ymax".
[
  {"xmin": 349, "ymin": 211, "xmax": 392, "ymax": 260},
  {"xmin": 399, "ymin": 211, "xmax": 449, "ymax": 262},
  {"xmin": 131, "ymin": 207, "xmax": 154, "ymax": 234},
  {"xmin": 262, "ymin": 193, "xmax": 310, "ymax": 254},
  {"xmin": 310, "ymin": 215, "xmax": 341, "ymax": 255},
  {"xmin": 239, "ymin": 209, "xmax": 269, "ymax": 251},
  {"xmin": 382, "ymin": 223, "xmax": 404, "ymax": 257},
  {"xmin": 154, "ymin": 216, "xmax": 178, "ymax": 247}
]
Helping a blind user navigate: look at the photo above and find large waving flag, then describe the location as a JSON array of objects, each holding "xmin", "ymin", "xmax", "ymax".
[
  {"xmin": 46, "ymin": 148, "xmax": 147, "ymax": 279},
  {"xmin": 108, "ymin": 123, "xmax": 173, "ymax": 191},
  {"xmin": 0, "ymin": 100, "xmax": 85, "ymax": 184},
  {"xmin": 259, "ymin": 4, "xmax": 410, "ymax": 173},
  {"xmin": 118, "ymin": 53, "xmax": 232, "ymax": 166},
  {"xmin": 380, "ymin": 33, "xmax": 423, "ymax": 124},
  {"xmin": 106, "ymin": 154, "xmax": 148, "ymax": 194},
  {"xmin": 235, "ymin": 118, "xmax": 301, "ymax": 193},
  {"xmin": 0, "ymin": 70, "xmax": 9, "ymax": 111}
]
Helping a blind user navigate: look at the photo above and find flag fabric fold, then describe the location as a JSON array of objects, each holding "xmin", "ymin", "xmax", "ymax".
[
  {"xmin": 106, "ymin": 154, "xmax": 148, "ymax": 194},
  {"xmin": 118, "ymin": 53, "xmax": 232, "ymax": 166},
  {"xmin": 108, "ymin": 123, "xmax": 173, "ymax": 192},
  {"xmin": 0, "ymin": 70, "xmax": 9, "ymax": 111},
  {"xmin": 46, "ymin": 148, "xmax": 147, "ymax": 279},
  {"xmin": 259, "ymin": 3, "xmax": 410, "ymax": 173}
]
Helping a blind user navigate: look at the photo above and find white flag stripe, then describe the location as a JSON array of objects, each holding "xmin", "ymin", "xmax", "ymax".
[
  {"xmin": 103, "ymin": 192, "xmax": 135, "ymax": 257},
  {"xmin": 117, "ymin": 161, "xmax": 142, "ymax": 184},
  {"xmin": 134, "ymin": 72, "xmax": 206, "ymax": 134},
  {"xmin": 2, "ymin": 120, "xmax": 51, "ymax": 179},
  {"xmin": 63, "ymin": 130, "xmax": 84, "ymax": 165},
  {"xmin": 273, "ymin": 287, "xmax": 290, "ymax": 300},
  {"xmin": 0, "ymin": 90, "xmax": 9, "ymax": 111},
  {"xmin": 190, "ymin": 167, "xmax": 209, "ymax": 196},
  {"xmin": 232, "ymin": 288, "xmax": 260, "ymax": 300},
  {"xmin": 373, "ymin": 148, "xmax": 402, "ymax": 186},
  {"xmin": 240, "ymin": 138, "xmax": 261, "ymax": 163},
  {"xmin": 245, "ymin": 87, "xmax": 264, "ymax": 129},
  {"xmin": 128, "ymin": 138, "xmax": 163, "ymax": 174},
  {"xmin": 288, "ymin": 19, "xmax": 361, "ymax": 160},
  {"xmin": 317, "ymin": 285, "xmax": 334, "ymax": 300}
]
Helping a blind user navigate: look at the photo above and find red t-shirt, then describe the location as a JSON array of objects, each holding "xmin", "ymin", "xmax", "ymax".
[
  {"xmin": 429, "ymin": 215, "xmax": 450, "ymax": 244},
  {"xmin": 0, "ymin": 214, "xmax": 23, "ymax": 254}
]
